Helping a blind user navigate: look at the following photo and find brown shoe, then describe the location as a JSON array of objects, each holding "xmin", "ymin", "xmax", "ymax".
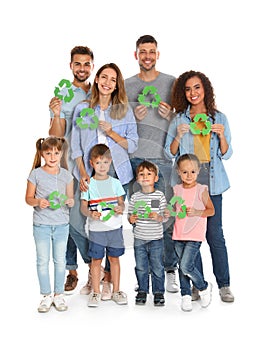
[{"xmin": 64, "ymin": 274, "xmax": 78, "ymax": 294}]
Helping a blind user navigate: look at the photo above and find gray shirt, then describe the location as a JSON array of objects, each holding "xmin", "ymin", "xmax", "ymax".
[
  {"xmin": 125, "ymin": 72, "xmax": 175, "ymax": 159},
  {"xmin": 28, "ymin": 167, "xmax": 73, "ymax": 225}
]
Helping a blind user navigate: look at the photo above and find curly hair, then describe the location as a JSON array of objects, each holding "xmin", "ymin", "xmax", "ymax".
[{"xmin": 171, "ymin": 70, "xmax": 217, "ymax": 118}]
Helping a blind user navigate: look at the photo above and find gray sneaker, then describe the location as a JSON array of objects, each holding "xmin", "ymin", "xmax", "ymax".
[
  {"xmin": 191, "ymin": 285, "xmax": 200, "ymax": 301},
  {"xmin": 219, "ymin": 287, "xmax": 234, "ymax": 302},
  {"xmin": 88, "ymin": 292, "xmax": 101, "ymax": 307},
  {"xmin": 112, "ymin": 291, "xmax": 128, "ymax": 305}
]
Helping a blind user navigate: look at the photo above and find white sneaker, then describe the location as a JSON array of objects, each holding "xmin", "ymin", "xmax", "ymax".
[
  {"xmin": 112, "ymin": 291, "xmax": 128, "ymax": 305},
  {"xmin": 199, "ymin": 282, "xmax": 213, "ymax": 308},
  {"xmin": 80, "ymin": 267, "xmax": 106, "ymax": 295},
  {"xmin": 101, "ymin": 281, "xmax": 112, "ymax": 300},
  {"xmin": 88, "ymin": 292, "xmax": 101, "ymax": 307},
  {"xmin": 181, "ymin": 295, "xmax": 192, "ymax": 312},
  {"xmin": 37, "ymin": 294, "xmax": 53, "ymax": 313},
  {"xmin": 80, "ymin": 270, "xmax": 92, "ymax": 295},
  {"xmin": 53, "ymin": 294, "xmax": 68, "ymax": 312},
  {"xmin": 166, "ymin": 271, "xmax": 179, "ymax": 293}
]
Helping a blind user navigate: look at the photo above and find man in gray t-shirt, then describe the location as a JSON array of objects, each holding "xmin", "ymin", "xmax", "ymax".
[{"xmin": 124, "ymin": 35, "xmax": 179, "ymax": 293}]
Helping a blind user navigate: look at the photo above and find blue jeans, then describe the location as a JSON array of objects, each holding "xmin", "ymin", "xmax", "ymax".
[
  {"xmin": 33, "ymin": 224, "xmax": 69, "ymax": 295},
  {"xmin": 174, "ymin": 240, "xmax": 208, "ymax": 296},
  {"xmin": 134, "ymin": 238, "xmax": 165, "ymax": 294},
  {"xmin": 129, "ymin": 157, "xmax": 177, "ymax": 272},
  {"xmin": 195, "ymin": 194, "xmax": 230, "ymax": 288},
  {"xmin": 66, "ymin": 178, "xmax": 90, "ymax": 270}
]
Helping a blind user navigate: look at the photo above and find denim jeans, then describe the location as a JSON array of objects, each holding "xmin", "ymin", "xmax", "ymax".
[
  {"xmin": 130, "ymin": 157, "xmax": 178, "ymax": 272},
  {"xmin": 33, "ymin": 223, "xmax": 69, "ymax": 295},
  {"xmin": 174, "ymin": 240, "xmax": 208, "ymax": 296},
  {"xmin": 66, "ymin": 178, "xmax": 89, "ymax": 270},
  {"xmin": 195, "ymin": 194, "xmax": 230, "ymax": 288},
  {"xmin": 134, "ymin": 238, "xmax": 165, "ymax": 294}
]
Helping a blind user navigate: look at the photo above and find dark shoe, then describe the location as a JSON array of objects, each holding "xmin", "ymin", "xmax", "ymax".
[
  {"xmin": 64, "ymin": 274, "xmax": 78, "ymax": 294},
  {"xmin": 154, "ymin": 293, "xmax": 165, "ymax": 306},
  {"xmin": 135, "ymin": 292, "xmax": 147, "ymax": 305}
]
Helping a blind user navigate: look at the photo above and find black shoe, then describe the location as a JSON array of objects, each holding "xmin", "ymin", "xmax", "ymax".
[
  {"xmin": 154, "ymin": 293, "xmax": 165, "ymax": 306},
  {"xmin": 135, "ymin": 292, "xmax": 147, "ymax": 305}
]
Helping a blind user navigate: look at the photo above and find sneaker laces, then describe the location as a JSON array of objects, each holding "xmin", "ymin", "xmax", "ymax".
[
  {"xmin": 167, "ymin": 272, "xmax": 176, "ymax": 284},
  {"xmin": 91, "ymin": 293, "xmax": 100, "ymax": 302}
]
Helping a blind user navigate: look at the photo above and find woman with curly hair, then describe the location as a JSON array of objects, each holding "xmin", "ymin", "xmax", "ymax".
[{"xmin": 165, "ymin": 70, "xmax": 234, "ymax": 303}]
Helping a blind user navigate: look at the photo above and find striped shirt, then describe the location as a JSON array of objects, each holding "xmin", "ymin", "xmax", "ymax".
[
  {"xmin": 128, "ymin": 190, "xmax": 167, "ymax": 240},
  {"xmin": 81, "ymin": 176, "xmax": 125, "ymax": 232}
]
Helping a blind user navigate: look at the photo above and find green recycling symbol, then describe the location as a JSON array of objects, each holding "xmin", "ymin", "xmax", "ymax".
[
  {"xmin": 190, "ymin": 113, "xmax": 211, "ymax": 136},
  {"xmin": 76, "ymin": 108, "xmax": 99, "ymax": 130},
  {"xmin": 49, "ymin": 191, "xmax": 68, "ymax": 210},
  {"xmin": 54, "ymin": 79, "xmax": 74, "ymax": 103},
  {"xmin": 132, "ymin": 200, "xmax": 151, "ymax": 219},
  {"xmin": 97, "ymin": 202, "xmax": 115, "ymax": 222},
  {"xmin": 167, "ymin": 196, "xmax": 187, "ymax": 219},
  {"xmin": 138, "ymin": 86, "xmax": 161, "ymax": 108}
]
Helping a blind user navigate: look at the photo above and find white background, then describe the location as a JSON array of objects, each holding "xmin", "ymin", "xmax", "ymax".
[{"xmin": 1, "ymin": 0, "xmax": 267, "ymax": 348}]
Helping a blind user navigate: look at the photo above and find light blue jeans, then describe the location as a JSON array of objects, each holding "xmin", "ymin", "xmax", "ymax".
[{"xmin": 33, "ymin": 223, "xmax": 69, "ymax": 295}]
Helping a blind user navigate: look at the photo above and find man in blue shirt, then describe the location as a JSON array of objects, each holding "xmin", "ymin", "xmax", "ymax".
[{"xmin": 49, "ymin": 46, "xmax": 95, "ymax": 294}]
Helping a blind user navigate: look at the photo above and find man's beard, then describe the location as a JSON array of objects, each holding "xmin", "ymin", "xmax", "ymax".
[
  {"xmin": 139, "ymin": 63, "xmax": 155, "ymax": 72},
  {"xmin": 74, "ymin": 73, "xmax": 89, "ymax": 82}
]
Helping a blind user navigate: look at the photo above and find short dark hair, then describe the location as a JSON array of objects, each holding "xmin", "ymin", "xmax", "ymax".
[
  {"xmin": 136, "ymin": 35, "xmax": 157, "ymax": 50},
  {"xmin": 89, "ymin": 144, "xmax": 111, "ymax": 160},
  {"xmin": 70, "ymin": 46, "xmax": 94, "ymax": 62},
  {"xmin": 136, "ymin": 160, "xmax": 159, "ymax": 176}
]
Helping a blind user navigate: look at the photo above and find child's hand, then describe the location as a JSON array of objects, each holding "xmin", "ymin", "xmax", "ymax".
[
  {"xmin": 114, "ymin": 205, "xmax": 123, "ymax": 215},
  {"xmin": 149, "ymin": 212, "xmax": 163, "ymax": 222},
  {"xmin": 90, "ymin": 211, "xmax": 101, "ymax": 220},
  {"xmin": 65, "ymin": 198, "xmax": 74, "ymax": 208},
  {"xmin": 38, "ymin": 198, "xmax": 50, "ymax": 209},
  {"xmin": 164, "ymin": 208, "xmax": 171, "ymax": 218},
  {"xmin": 186, "ymin": 207, "xmax": 201, "ymax": 217},
  {"xmin": 129, "ymin": 214, "xmax": 138, "ymax": 225},
  {"xmin": 148, "ymin": 212, "xmax": 159, "ymax": 221}
]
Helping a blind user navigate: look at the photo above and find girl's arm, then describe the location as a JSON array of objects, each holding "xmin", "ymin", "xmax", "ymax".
[
  {"xmin": 25, "ymin": 181, "xmax": 50, "ymax": 209},
  {"xmin": 186, "ymin": 189, "xmax": 215, "ymax": 217},
  {"xmin": 65, "ymin": 180, "xmax": 74, "ymax": 207}
]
